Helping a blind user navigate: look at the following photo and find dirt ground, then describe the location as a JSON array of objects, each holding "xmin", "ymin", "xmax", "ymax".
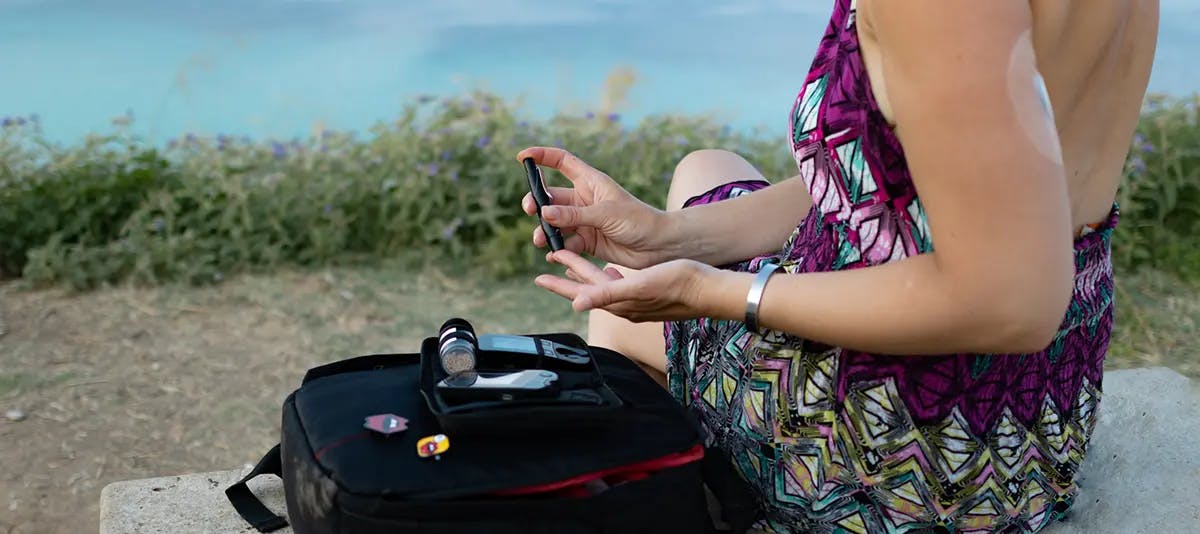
[
  {"xmin": 0, "ymin": 264, "xmax": 1195, "ymax": 533},
  {"xmin": 0, "ymin": 264, "xmax": 587, "ymax": 534}
]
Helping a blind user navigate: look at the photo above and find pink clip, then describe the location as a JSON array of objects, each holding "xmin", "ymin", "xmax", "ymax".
[{"xmin": 363, "ymin": 414, "xmax": 409, "ymax": 435}]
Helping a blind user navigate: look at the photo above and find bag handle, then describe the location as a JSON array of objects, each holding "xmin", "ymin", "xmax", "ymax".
[{"xmin": 225, "ymin": 444, "xmax": 289, "ymax": 533}]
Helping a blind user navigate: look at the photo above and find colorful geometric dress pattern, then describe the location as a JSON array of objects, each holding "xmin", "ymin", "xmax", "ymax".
[{"xmin": 663, "ymin": 1, "xmax": 1119, "ymax": 532}]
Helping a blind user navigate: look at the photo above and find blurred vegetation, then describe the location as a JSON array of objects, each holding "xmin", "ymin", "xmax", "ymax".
[{"xmin": 0, "ymin": 90, "xmax": 1196, "ymax": 290}]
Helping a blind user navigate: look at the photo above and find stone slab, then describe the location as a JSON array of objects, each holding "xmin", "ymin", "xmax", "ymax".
[
  {"xmin": 99, "ymin": 467, "xmax": 290, "ymax": 534},
  {"xmin": 1053, "ymin": 367, "xmax": 1200, "ymax": 533},
  {"xmin": 99, "ymin": 367, "xmax": 1200, "ymax": 533}
]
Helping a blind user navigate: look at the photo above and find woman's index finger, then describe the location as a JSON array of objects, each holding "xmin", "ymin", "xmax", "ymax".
[{"xmin": 516, "ymin": 147, "xmax": 594, "ymax": 182}]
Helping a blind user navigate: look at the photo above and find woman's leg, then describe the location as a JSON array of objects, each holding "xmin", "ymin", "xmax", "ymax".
[{"xmin": 587, "ymin": 149, "xmax": 771, "ymax": 385}]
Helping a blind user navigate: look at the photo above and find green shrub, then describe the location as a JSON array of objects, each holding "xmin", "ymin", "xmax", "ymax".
[
  {"xmin": 1, "ymin": 91, "xmax": 1195, "ymax": 290},
  {"xmin": 1115, "ymin": 93, "xmax": 1200, "ymax": 277},
  {"xmin": 0, "ymin": 93, "xmax": 790, "ymax": 289}
]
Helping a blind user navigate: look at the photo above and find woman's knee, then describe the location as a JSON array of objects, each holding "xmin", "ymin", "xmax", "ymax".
[{"xmin": 667, "ymin": 149, "xmax": 767, "ymax": 211}]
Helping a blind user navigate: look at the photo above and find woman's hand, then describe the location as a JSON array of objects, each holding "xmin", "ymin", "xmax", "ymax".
[
  {"xmin": 517, "ymin": 147, "xmax": 671, "ymax": 270},
  {"xmin": 534, "ymin": 249, "xmax": 720, "ymax": 323}
]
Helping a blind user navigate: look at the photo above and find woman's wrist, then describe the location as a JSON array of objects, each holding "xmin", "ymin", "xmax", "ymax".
[
  {"xmin": 694, "ymin": 267, "xmax": 754, "ymax": 322},
  {"xmin": 655, "ymin": 207, "xmax": 716, "ymax": 266},
  {"xmin": 645, "ymin": 209, "xmax": 691, "ymax": 266}
]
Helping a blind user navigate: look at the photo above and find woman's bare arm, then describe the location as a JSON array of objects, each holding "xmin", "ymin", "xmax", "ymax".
[
  {"xmin": 698, "ymin": 0, "xmax": 1076, "ymax": 355},
  {"xmin": 662, "ymin": 176, "xmax": 811, "ymax": 266}
]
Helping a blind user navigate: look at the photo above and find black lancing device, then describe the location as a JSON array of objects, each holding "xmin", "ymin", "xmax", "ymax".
[{"xmin": 523, "ymin": 157, "xmax": 565, "ymax": 252}]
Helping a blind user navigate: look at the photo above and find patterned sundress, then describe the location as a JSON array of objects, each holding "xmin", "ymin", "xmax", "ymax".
[{"xmin": 664, "ymin": 1, "xmax": 1118, "ymax": 532}]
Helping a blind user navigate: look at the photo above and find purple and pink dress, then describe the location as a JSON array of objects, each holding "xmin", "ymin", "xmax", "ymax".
[{"xmin": 664, "ymin": 1, "xmax": 1117, "ymax": 532}]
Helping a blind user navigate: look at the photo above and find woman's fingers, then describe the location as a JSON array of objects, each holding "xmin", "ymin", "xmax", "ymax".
[
  {"xmin": 574, "ymin": 276, "xmax": 639, "ymax": 311},
  {"xmin": 548, "ymin": 250, "xmax": 612, "ymax": 284},
  {"xmin": 563, "ymin": 234, "xmax": 589, "ymax": 255},
  {"xmin": 516, "ymin": 147, "xmax": 601, "ymax": 186},
  {"xmin": 521, "ymin": 187, "xmax": 577, "ymax": 215},
  {"xmin": 564, "ymin": 268, "xmax": 586, "ymax": 284},
  {"xmin": 535, "ymin": 269, "xmax": 627, "ymax": 313},
  {"xmin": 532, "ymin": 226, "xmax": 591, "ymax": 255},
  {"xmin": 533, "ymin": 274, "xmax": 584, "ymax": 302}
]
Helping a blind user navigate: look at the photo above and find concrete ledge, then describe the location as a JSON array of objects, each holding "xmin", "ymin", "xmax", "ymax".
[
  {"xmin": 100, "ymin": 367, "xmax": 1200, "ymax": 533},
  {"xmin": 100, "ymin": 468, "xmax": 290, "ymax": 534}
]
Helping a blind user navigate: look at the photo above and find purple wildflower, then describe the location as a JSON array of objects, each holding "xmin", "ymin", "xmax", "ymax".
[
  {"xmin": 417, "ymin": 94, "xmax": 436, "ymax": 104},
  {"xmin": 675, "ymin": 135, "xmax": 688, "ymax": 146},
  {"xmin": 186, "ymin": 133, "xmax": 196, "ymax": 144},
  {"xmin": 441, "ymin": 149, "xmax": 452, "ymax": 161},
  {"xmin": 475, "ymin": 135, "xmax": 490, "ymax": 148},
  {"xmin": 518, "ymin": 120, "xmax": 529, "ymax": 128},
  {"xmin": 324, "ymin": 204, "xmax": 333, "ymax": 214},
  {"xmin": 1134, "ymin": 134, "xmax": 1154, "ymax": 153},
  {"xmin": 606, "ymin": 112, "xmax": 620, "ymax": 122},
  {"xmin": 167, "ymin": 138, "xmax": 178, "ymax": 148},
  {"xmin": 1, "ymin": 117, "xmax": 11, "ymax": 127},
  {"xmin": 272, "ymin": 142, "xmax": 286, "ymax": 159},
  {"xmin": 449, "ymin": 169, "xmax": 459, "ymax": 182},
  {"xmin": 554, "ymin": 139, "xmax": 564, "ymax": 148},
  {"xmin": 1130, "ymin": 155, "xmax": 1146, "ymax": 175},
  {"xmin": 585, "ymin": 111, "xmax": 595, "ymax": 120},
  {"xmin": 426, "ymin": 163, "xmax": 440, "ymax": 176},
  {"xmin": 441, "ymin": 217, "xmax": 463, "ymax": 240},
  {"xmin": 481, "ymin": 104, "xmax": 491, "ymax": 114},
  {"xmin": 15, "ymin": 117, "xmax": 25, "ymax": 126}
]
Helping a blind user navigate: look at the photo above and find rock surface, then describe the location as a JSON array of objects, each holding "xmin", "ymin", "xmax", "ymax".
[
  {"xmin": 1051, "ymin": 367, "xmax": 1200, "ymax": 533},
  {"xmin": 99, "ymin": 367, "xmax": 1199, "ymax": 533},
  {"xmin": 100, "ymin": 468, "xmax": 290, "ymax": 534}
]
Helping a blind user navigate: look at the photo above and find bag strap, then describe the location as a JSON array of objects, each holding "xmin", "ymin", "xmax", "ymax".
[
  {"xmin": 225, "ymin": 444, "xmax": 289, "ymax": 533},
  {"xmin": 702, "ymin": 446, "xmax": 762, "ymax": 534}
]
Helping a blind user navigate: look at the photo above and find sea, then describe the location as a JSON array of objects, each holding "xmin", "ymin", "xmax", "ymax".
[{"xmin": 2, "ymin": 0, "xmax": 1197, "ymax": 146}]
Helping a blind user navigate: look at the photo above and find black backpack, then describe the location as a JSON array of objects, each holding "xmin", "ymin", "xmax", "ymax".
[{"xmin": 225, "ymin": 330, "xmax": 761, "ymax": 533}]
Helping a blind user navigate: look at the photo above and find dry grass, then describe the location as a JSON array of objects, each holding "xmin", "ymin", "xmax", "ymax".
[
  {"xmin": 0, "ymin": 264, "xmax": 1194, "ymax": 533},
  {"xmin": 1110, "ymin": 269, "xmax": 1200, "ymax": 377},
  {"xmin": 0, "ymin": 263, "xmax": 585, "ymax": 534}
]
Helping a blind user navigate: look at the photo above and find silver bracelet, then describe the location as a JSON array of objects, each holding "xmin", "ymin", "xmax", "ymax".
[{"xmin": 745, "ymin": 262, "xmax": 780, "ymax": 332}]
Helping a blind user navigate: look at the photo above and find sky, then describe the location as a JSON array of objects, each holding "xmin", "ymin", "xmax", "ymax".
[{"xmin": 1, "ymin": 0, "xmax": 1197, "ymax": 145}]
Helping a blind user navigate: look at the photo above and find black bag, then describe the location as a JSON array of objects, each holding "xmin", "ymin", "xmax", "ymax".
[{"xmin": 226, "ymin": 331, "xmax": 756, "ymax": 533}]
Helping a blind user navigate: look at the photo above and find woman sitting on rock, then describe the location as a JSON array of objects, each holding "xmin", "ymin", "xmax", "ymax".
[{"xmin": 518, "ymin": 0, "xmax": 1159, "ymax": 532}]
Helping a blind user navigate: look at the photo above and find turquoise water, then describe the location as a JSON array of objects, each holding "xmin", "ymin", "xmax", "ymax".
[{"xmin": 2, "ymin": 0, "xmax": 1198, "ymax": 145}]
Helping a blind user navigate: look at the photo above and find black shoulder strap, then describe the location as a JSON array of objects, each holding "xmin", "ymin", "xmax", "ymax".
[
  {"xmin": 702, "ymin": 446, "xmax": 762, "ymax": 533},
  {"xmin": 225, "ymin": 444, "xmax": 289, "ymax": 533}
]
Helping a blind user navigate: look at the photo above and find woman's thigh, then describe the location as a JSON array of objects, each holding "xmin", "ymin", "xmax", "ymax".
[{"xmin": 586, "ymin": 149, "xmax": 770, "ymax": 377}]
